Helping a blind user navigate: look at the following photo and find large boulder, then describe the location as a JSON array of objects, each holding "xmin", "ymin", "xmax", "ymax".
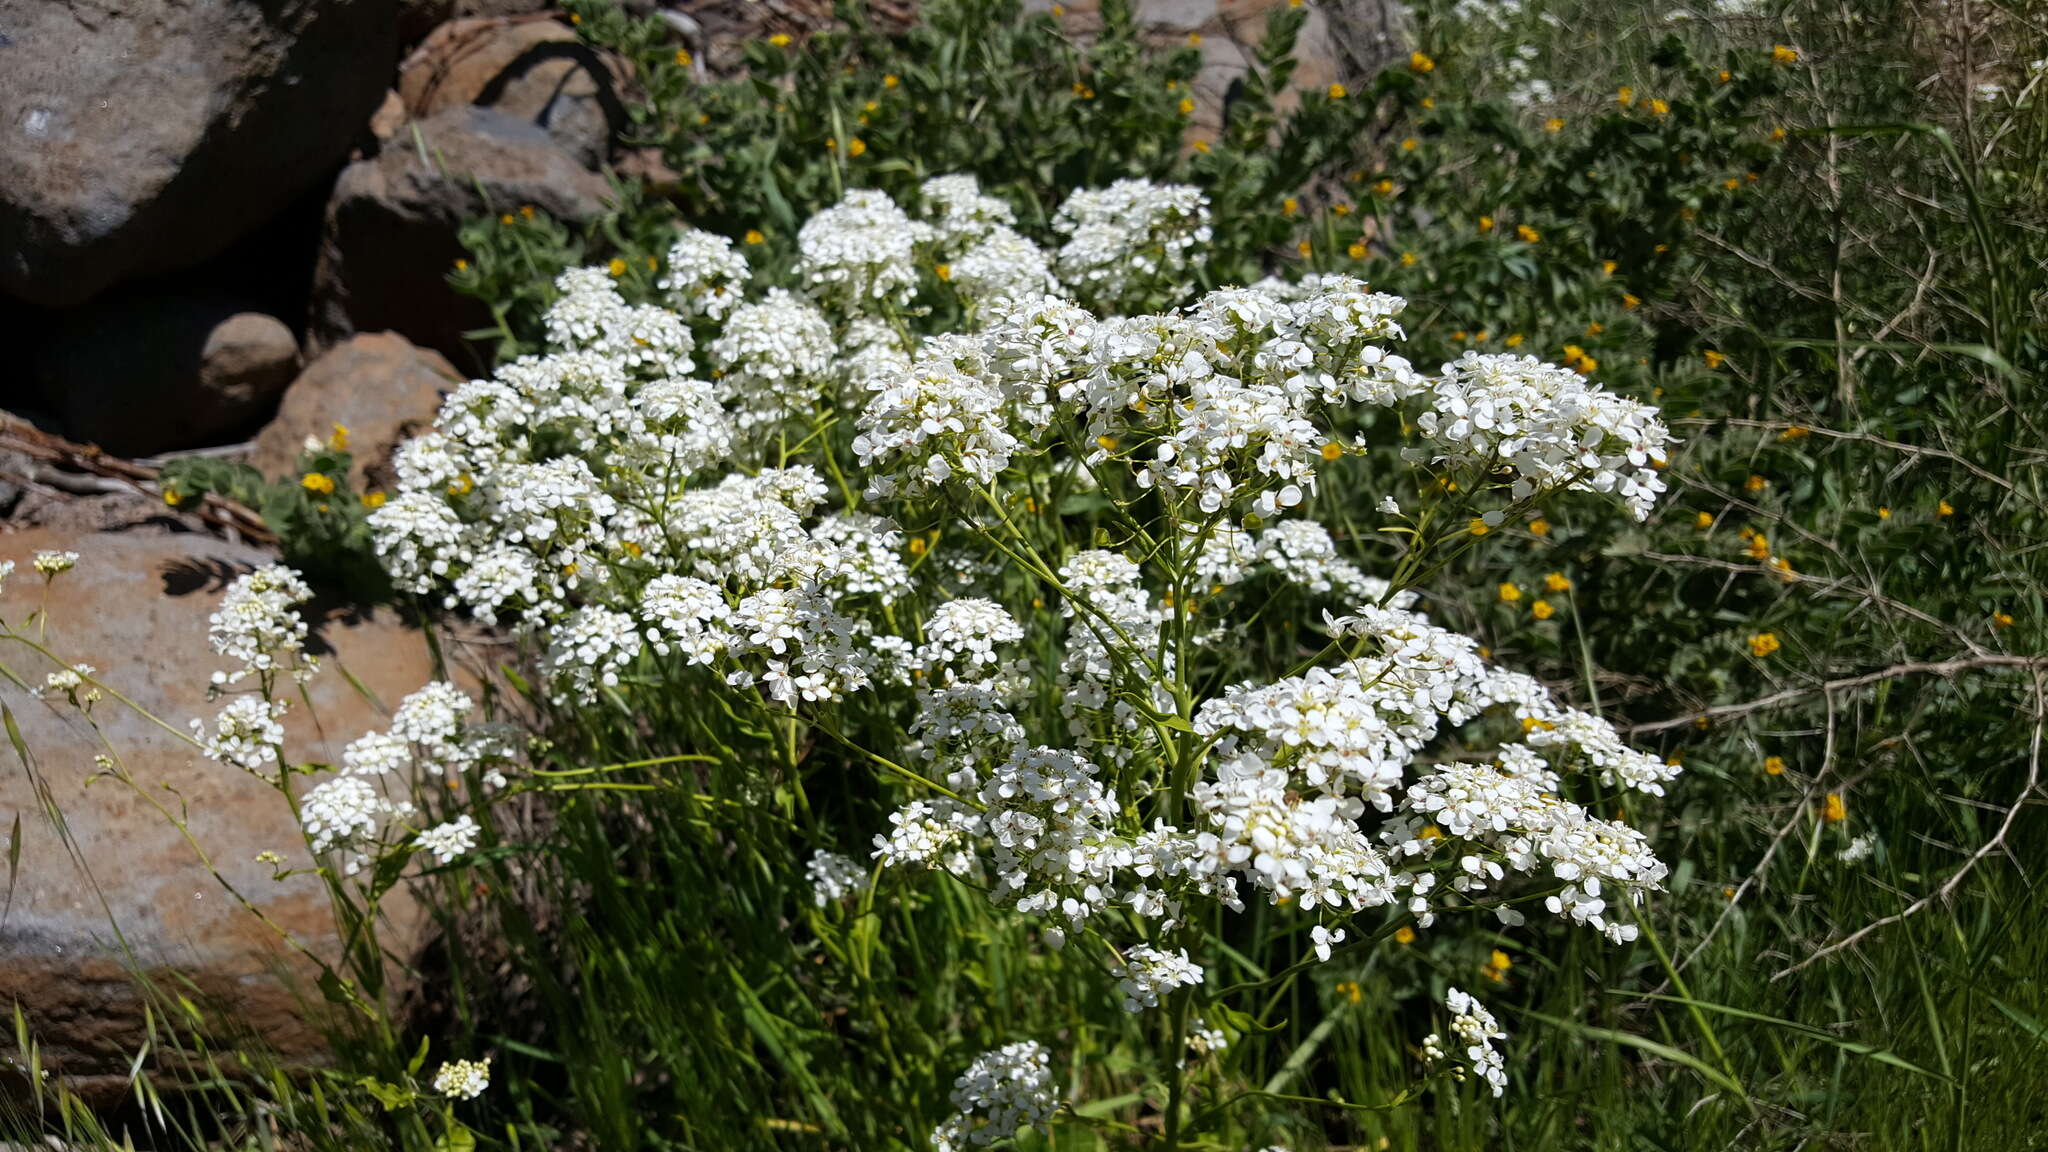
[
  {"xmin": 0, "ymin": 528, "xmax": 479, "ymax": 1101},
  {"xmin": 398, "ymin": 17, "xmax": 627, "ymax": 168},
  {"xmin": 246, "ymin": 333, "xmax": 461, "ymax": 492},
  {"xmin": 0, "ymin": 0, "xmax": 400, "ymax": 308},
  {"xmin": 308, "ymin": 106, "xmax": 615, "ymax": 370},
  {"xmin": 29, "ymin": 294, "xmax": 302, "ymax": 457}
]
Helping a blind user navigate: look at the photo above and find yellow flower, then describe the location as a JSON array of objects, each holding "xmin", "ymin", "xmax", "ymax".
[
  {"xmin": 1335, "ymin": 979, "xmax": 1364, "ymax": 1003},
  {"xmin": 1745, "ymin": 473, "xmax": 1767, "ymax": 492},
  {"xmin": 1374, "ymin": 178, "xmax": 1396, "ymax": 197},
  {"xmin": 1544, "ymin": 116, "xmax": 1565, "ymax": 133},
  {"xmin": 1531, "ymin": 599, "xmax": 1555, "ymax": 620},
  {"xmin": 329, "ymin": 424, "xmax": 350, "ymax": 451},
  {"xmin": 1073, "ymin": 82, "xmax": 1095, "ymax": 99},
  {"xmin": 769, "ymin": 32, "xmax": 792, "ymax": 47},
  {"xmin": 1399, "ymin": 251, "xmax": 1418, "ymax": 266},
  {"xmin": 907, "ymin": 536, "xmax": 927, "ymax": 557},
  {"xmin": 1763, "ymin": 756, "xmax": 1786, "ymax": 776},
  {"xmin": 1499, "ymin": 582, "xmax": 1523, "ymax": 603},
  {"xmin": 1282, "ymin": 197, "xmax": 1299, "ymax": 216},
  {"xmin": 1484, "ymin": 949, "xmax": 1513, "ymax": 982},
  {"xmin": 1602, "ymin": 259, "xmax": 1618, "ymax": 276},
  {"xmin": 1320, "ymin": 441, "xmax": 1345, "ymax": 462},
  {"xmin": 1394, "ymin": 925, "xmax": 1417, "ymax": 945},
  {"xmin": 1769, "ymin": 126, "xmax": 1788, "ymax": 142},
  {"xmin": 1096, "ymin": 435, "xmax": 1120, "ymax": 452},
  {"xmin": 1544, "ymin": 572, "xmax": 1571, "ymax": 592},
  {"xmin": 1696, "ymin": 511, "xmax": 1714, "ymax": 530},
  {"xmin": 674, "ymin": 48, "xmax": 693, "ymax": 67},
  {"xmin": 1179, "ymin": 96, "xmax": 1196, "ymax": 115},
  {"xmin": 1468, "ymin": 518, "xmax": 1489, "ymax": 536},
  {"xmin": 1574, "ymin": 355, "xmax": 1598, "ymax": 374},
  {"xmin": 1192, "ymin": 139, "xmax": 1211, "ymax": 153},
  {"xmin": 520, "ymin": 205, "xmax": 535, "ymax": 219},
  {"xmin": 1328, "ymin": 82, "xmax": 1348, "ymax": 99},
  {"xmin": 1399, "ymin": 136, "xmax": 1417, "ymax": 151},
  {"xmin": 1724, "ymin": 177, "xmax": 1741, "ymax": 191},
  {"xmin": 1771, "ymin": 44, "xmax": 1799, "ymax": 65},
  {"xmin": 1504, "ymin": 332, "xmax": 1524, "ymax": 348},
  {"xmin": 447, "ymin": 473, "xmax": 474, "ymax": 496},
  {"xmin": 1648, "ymin": 97, "xmax": 1670, "ymax": 117},
  {"xmin": 453, "ymin": 258, "xmax": 469, "ymax": 271},
  {"xmin": 1616, "ymin": 85, "xmax": 1634, "ymax": 105},
  {"xmin": 300, "ymin": 472, "xmax": 336, "ymax": 495},
  {"xmin": 1622, "ymin": 293, "xmax": 1641, "ymax": 309},
  {"xmin": 362, "ymin": 491, "xmax": 387, "ymax": 509},
  {"xmin": 1409, "ymin": 51, "xmax": 1435, "ymax": 73},
  {"xmin": 1187, "ymin": 31, "xmax": 1202, "ymax": 45},
  {"xmin": 1419, "ymin": 824, "xmax": 1443, "ymax": 840},
  {"xmin": 1703, "ymin": 349, "xmax": 1725, "ymax": 369},
  {"xmin": 1516, "ymin": 224, "xmax": 1540, "ymax": 243},
  {"xmin": 1297, "ymin": 240, "xmax": 1312, "ymax": 257},
  {"xmin": 1718, "ymin": 68, "xmax": 1732, "ymax": 84},
  {"xmin": 1821, "ymin": 792, "xmax": 1846, "ymax": 822},
  {"xmin": 500, "ymin": 212, "xmax": 515, "ymax": 225},
  {"xmin": 1347, "ymin": 242, "xmax": 1367, "ymax": 259},
  {"xmin": 162, "ymin": 487, "xmax": 182, "ymax": 507},
  {"xmin": 883, "ymin": 73, "xmax": 900, "ymax": 89},
  {"xmin": 1749, "ymin": 632, "xmax": 1781, "ymax": 658},
  {"xmin": 1332, "ymin": 203, "xmax": 1351, "ymax": 216},
  {"xmin": 1939, "ymin": 500, "xmax": 1955, "ymax": 517},
  {"xmin": 1528, "ymin": 517, "xmax": 1550, "ymax": 536},
  {"xmin": 1747, "ymin": 534, "xmax": 1772, "ymax": 562},
  {"xmin": 1585, "ymin": 320, "xmax": 1604, "ymax": 337},
  {"xmin": 744, "ymin": 229, "xmax": 766, "ymax": 245},
  {"xmin": 608, "ymin": 257, "xmax": 628, "ymax": 276},
  {"xmin": 1993, "ymin": 610, "xmax": 2015, "ymax": 629},
  {"xmin": 1877, "ymin": 506, "xmax": 1891, "ymax": 520},
  {"xmin": 1478, "ymin": 214, "xmax": 1495, "ymax": 232}
]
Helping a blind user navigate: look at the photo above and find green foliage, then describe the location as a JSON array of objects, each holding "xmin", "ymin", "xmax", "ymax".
[{"xmin": 159, "ymin": 444, "xmax": 392, "ymax": 602}]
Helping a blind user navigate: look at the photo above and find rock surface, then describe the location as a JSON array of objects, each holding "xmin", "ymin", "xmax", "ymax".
[
  {"xmin": 30, "ymin": 295, "xmax": 303, "ymax": 458},
  {"xmin": 0, "ymin": 0, "xmax": 399, "ymax": 307},
  {"xmin": 309, "ymin": 106, "xmax": 615, "ymax": 370},
  {"xmin": 247, "ymin": 333, "xmax": 461, "ymax": 492},
  {"xmin": 399, "ymin": 17, "xmax": 625, "ymax": 168},
  {"xmin": 0, "ymin": 528, "xmax": 468, "ymax": 1100},
  {"xmin": 1027, "ymin": 0, "xmax": 1408, "ymax": 142}
]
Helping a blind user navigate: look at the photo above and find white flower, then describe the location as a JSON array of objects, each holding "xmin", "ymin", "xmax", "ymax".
[
  {"xmin": 207, "ymin": 565, "xmax": 314, "ymax": 685},
  {"xmin": 1113, "ymin": 944, "xmax": 1204, "ymax": 1012},
  {"xmin": 660, "ymin": 228, "xmax": 750, "ymax": 320},
  {"xmin": 1052, "ymin": 179, "xmax": 1211, "ymax": 310},
  {"xmin": 931, "ymin": 1041, "xmax": 1060, "ymax": 1151},
  {"xmin": 1310, "ymin": 923, "xmax": 1347, "ymax": 962},
  {"xmin": 301, "ymin": 775, "xmax": 405, "ymax": 854},
  {"xmin": 32, "ymin": 550, "xmax": 78, "ymax": 576},
  {"xmin": 416, "ymin": 814, "xmax": 480, "ymax": 864},
  {"xmin": 1429, "ymin": 986, "xmax": 1508, "ymax": 1096},
  {"xmin": 796, "ymin": 188, "xmax": 931, "ymax": 311},
  {"xmin": 806, "ymin": 850, "xmax": 870, "ymax": 906},
  {"xmin": 194, "ymin": 696, "xmax": 288, "ymax": 777},
  {"xmin": 432, "ymin": 1057, "xmax": 491, "ymax": 1100}
]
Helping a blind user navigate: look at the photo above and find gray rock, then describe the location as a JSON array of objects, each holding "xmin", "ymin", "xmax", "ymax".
[
  {"xmin": 0, "ymin": 0, "xmax": 399, "ymax": 307},
  {"xmin": 399, "ymin": 18, "xmax": 626, "ymax": 168},
  {"xmin": 309, "ymin": 106, "xmax": 614, "ymax": 369},
  {"xmin": 201, "ymin": 313, "xmax": 303, "ymax": 422}
]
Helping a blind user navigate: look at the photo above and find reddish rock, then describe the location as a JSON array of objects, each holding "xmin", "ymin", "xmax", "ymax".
[
  {"xmin": 246, "ymin": 333, "xmax": 460, "ymax": 492},
  {"xmin": 0, "ymin": 529, "xmax": 482, "ymax": 1100}
]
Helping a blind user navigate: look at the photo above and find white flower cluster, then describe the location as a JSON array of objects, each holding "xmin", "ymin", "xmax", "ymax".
[
  {"xmin": 432, "ymin": 1057, "xmax": 491, "ymax": 1100},
  {"xmin": 931, "ymin": 1041, "xmax": 1060, "ymax": 1151},
  {"xmin": 1113, "ymin": 944, "xmax": 1205, "ymax": 1012},
  {"xmin": 1422, "ymin": 987, "xmax": 1509, "ymax": 1096},
  {"xmin": 1052, "ymin": 179, "xmax": 1211, "ymax": 310},
  {"xmin": 1413, "ymin": 352, "xmax": 1673, "ymax": 520},
  {"xmin": 806, "ymin": 849, "xmax": 870, "ymax": 906},
  {"xmin": 797, "ymin": 189, "xmax": 932, "ymax": 310},
  {"xmin": 659, "ymin": 228, "xmax": 750, "ymax": 320},
  {"xmin": 206, "ymin": 564, "xmax": 315, "ymax": 686}
]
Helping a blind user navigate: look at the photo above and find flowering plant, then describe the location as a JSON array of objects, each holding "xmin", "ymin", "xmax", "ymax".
[{"xmin": 348, "ymin": 174, "xmax": 1680, "ymax": 1145}]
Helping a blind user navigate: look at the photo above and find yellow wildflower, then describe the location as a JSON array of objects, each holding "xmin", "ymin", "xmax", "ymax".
[
  {"xmin": 608, "ymin": 257, "xmax": 628, "ymax": 276},
  {"xmin": 1328, "ymin": 83, "xmax": 1348, "ymax": 99},
  {"xmin": 1531, "ymin": 599, "xmax": 1555, "ymax": 620},
  {"xmin": 1394, "ymin": 926, "xmax": 1417, "ymax": 945},
  {"xmin": 1763, "ymin": 756, "xmax": 1786, "ymax": 776},
  {"xmin": 1771, "ymin": 44, "xmax": 1799, "ymax": 65},
  {"xmin": 300, "ymin": 472, "xmax": 336, "ymax": 495},
  {"xmin": 1528, "ymin": 517, "xmax": 1550, "ymax": 536},
  {"xmin": 1516, "ymin": 224, "xmax": 1540, "ymax": 243},
  {"xmin": 1749, "ymin": 632, "xmax": 1781, "ymax": 658},
  {"xmin": 769, "ymin": 32, "xmax": 792, "ymax": 47},
  {"xmin": 1409, "ymin": 51, "xmax": 1435, "ymax": 73},
  {"xmin": 1821, "ymin": 793, "xmax": 1846, "ymax": 822},
  {"xmin": 744, "ymin": 229, "xmax": 766, "ymax": 245},
  {"xmin": 1544, "ymin": 116, "xmax": 1565, "ymax": 133},
  {"xmin": 1544, "ymin": 572, "xmax": 1571, "ymax": 592},
  {"xmin": 1498, "ymin": 582, "xmax": 1522, "ymax": 603}
]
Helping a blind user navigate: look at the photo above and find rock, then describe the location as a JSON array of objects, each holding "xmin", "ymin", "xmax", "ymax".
[
  {"xmin": 309, "ymin": 106, "xmax": 615, "ymax": 369},
  {"xmin": 0, "ymin": 528, "xmax": 487, "ymax": 1102},
  {"xmin": 399, "ymin": 17, "xmax": 625, "ymax": 168},
  {"xmin": 31, "ymin": 296, "xmax": 302, "ymax": 457},
  {"xmin": 369, "ymin": 89, "xmax": 411, "ymax": 142},
  {"xmin": 246, "ymin": 333, "xmax": 461, "ymax": 492},
  {"xmin": 1026, "ymin": 0, "xmax": 1408, "ymax": 141},
  {"xmin": 0, "ymin": 0, "xmax": 400, "ymax": 308},
  {"xmin": 202, "ymin": 314, "xmax": 303, "ymax": 422}
]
